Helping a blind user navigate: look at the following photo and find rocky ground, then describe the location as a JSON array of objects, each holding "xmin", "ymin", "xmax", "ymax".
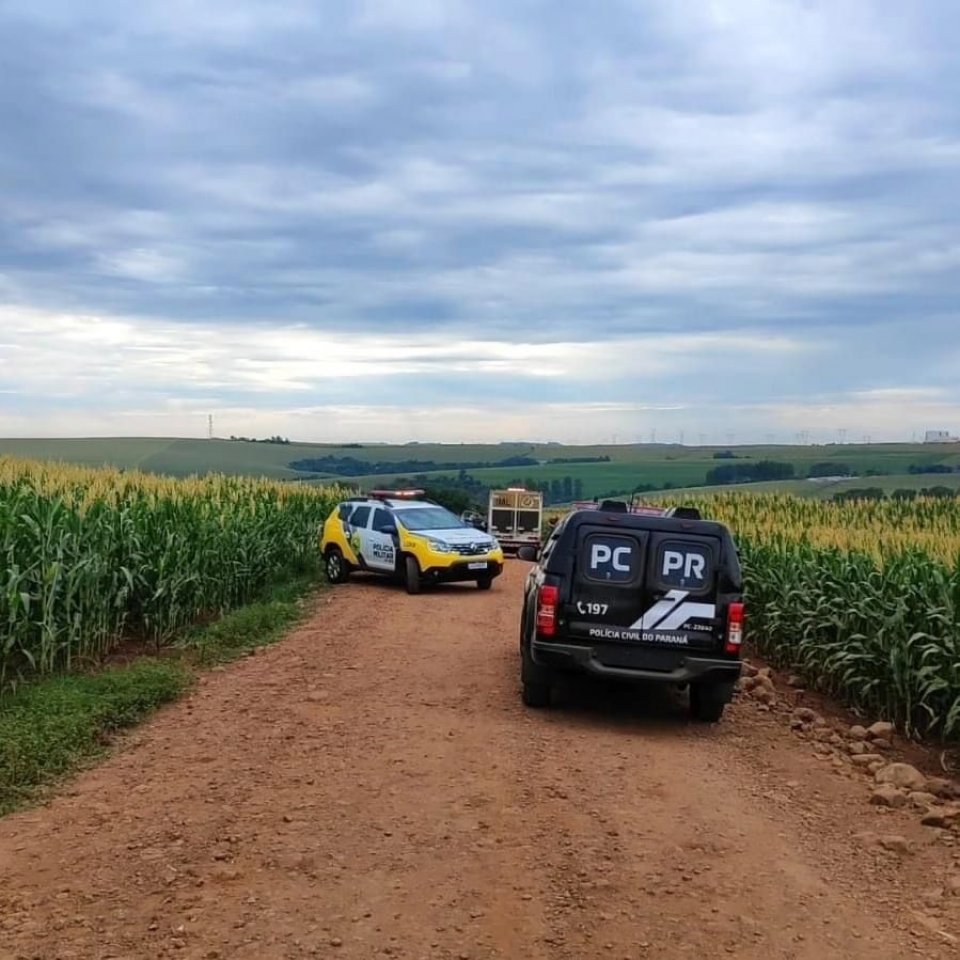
[{"xmin": 1, "ymin": 561, "xmax": 959, "ymax": 959}]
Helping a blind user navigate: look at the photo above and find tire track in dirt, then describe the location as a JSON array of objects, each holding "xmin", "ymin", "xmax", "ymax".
[{"xmin": 1, "ymin": 563, "xmax": 958, "ymax": 959}]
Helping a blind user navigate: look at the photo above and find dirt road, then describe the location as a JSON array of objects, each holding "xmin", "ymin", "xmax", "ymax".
[{"xmin": 2, "ymin": 563, "xmax": 959, "ymax": 960}]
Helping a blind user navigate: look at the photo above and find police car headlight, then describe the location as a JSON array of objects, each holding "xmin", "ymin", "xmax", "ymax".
[{"xmin": 426, "ymin": 538, "xmax": 453, "ymax": 553}]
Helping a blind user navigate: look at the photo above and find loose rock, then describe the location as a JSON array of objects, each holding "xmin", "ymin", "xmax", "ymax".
[
  {"xmin": 853, "ymin": 830, "xmax": 879, "ymax": 849},
  {"xmin": 875, "ymin": 763, "xmax": 927, "ymax": 793},
  {"xmin": 878, "ymin": 835, "xmax": 913, "ymax": 855},
  {"xmin": 792, "ymin": 707, "xmax": 821, "ymax": 726},
  {"xmin": 870, "ymin": 785, "xmax": 907, "ymax": 809},
  {"xmin": 753, "ymin": 687, "xmax": 777, "ymax": 707},
  {"xmin": 926, "ymin": 778, "xmax": 960, "ymax": 801},
  {"xmin": 851, "ymin": 754, "xmax": 885, "ymax": 768},
  {"xmin": 848, "ymin": 725, "xmax": 869, "ymax": 741},
  {"xmin": 867, "ymin": 721, "xmax": 895, "ymax": 742},
  {"xmin": 921, "ymin": 810, "xmax": 959, "ymax": 830},
  {"xmin": 908, "ymin": 792, "xmax": 940, "ymax": 810}
]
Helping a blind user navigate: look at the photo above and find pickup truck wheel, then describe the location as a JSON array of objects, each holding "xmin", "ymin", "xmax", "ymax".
[
  {"xmin": 521, "ymin": 642, "xmax": 552, "ymax": 708},
  {"xmin": 404, "ymin": 555, "xmax": 422, "ymax": 595},
  {"xmin": 522, "ymin": 680, "xmax": 551, "ymax": 708},
  {"xmin": 325, "ymin": 548, "xmax": 350, "ymax": 584},
  {"xmin": 476, "ymin": 575, "xmax": 493, "ymax": 591},
  {"xmin": 689, "ymin": 682, "xmax": 727, "ymax": 723}
]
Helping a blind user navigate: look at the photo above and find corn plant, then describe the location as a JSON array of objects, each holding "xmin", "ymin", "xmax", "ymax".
[
  {"xmin": 657, "ymin": 492, "xmax": 960, "ymax": 739},
  {"xmin": 0, "ymin": 457, "xmax": 345, "ymax": 693}
]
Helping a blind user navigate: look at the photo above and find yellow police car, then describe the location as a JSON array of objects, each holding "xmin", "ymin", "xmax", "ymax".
[{"xmin": 320, "ymin": 490, "xmax": 505, "ymax": 594}]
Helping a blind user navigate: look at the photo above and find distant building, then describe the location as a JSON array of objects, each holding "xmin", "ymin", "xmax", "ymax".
[{"xmin": 924, "ymin": 430, "xmax": 959, "ymax": 443}]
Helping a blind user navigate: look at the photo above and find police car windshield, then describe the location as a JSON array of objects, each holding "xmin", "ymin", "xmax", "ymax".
[{"xmin": 394, "ymin": 507, "xmax": 466, "ymax": 532}]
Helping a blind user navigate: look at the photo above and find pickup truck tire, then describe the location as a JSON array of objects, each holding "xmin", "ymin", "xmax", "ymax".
[
  {"xmin": 522, "ymin": 680, "xmax": 552, "ymax": 708},
  {"xmin": 521, "ymin": 641, "xmax": 552, "ymax": 708},
  {"xmin": 325, "ymin": 547, "xmax": 350, "ymax": 584},
  {"xmin": 689, "ymin": 682, "xmax": 727, "ymax": 723},
  {"xmin": 404, "ymin": 555, "xmax": 422, "ymax": 595},
  {"xmin": 476, "ymin": 574, "xmax": 493, "ymax": 591}
]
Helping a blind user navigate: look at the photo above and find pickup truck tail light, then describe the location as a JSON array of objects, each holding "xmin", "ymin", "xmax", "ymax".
[
  {"xmin": 725, "ymin": 601, "xmax": 744, "ymax": 655},
  {"xmin": 536, "ymin": 584, "xmax": 559, "ymax": 637}
]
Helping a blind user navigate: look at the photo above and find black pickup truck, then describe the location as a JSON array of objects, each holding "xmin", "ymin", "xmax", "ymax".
[{"xmin": 518, "ymin": 501, "xmax": 744, "ymax": 721}]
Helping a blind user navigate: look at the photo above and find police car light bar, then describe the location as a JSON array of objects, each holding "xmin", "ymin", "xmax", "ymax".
[{"xmin": 369, "ymin": 489, "xmax": 425, "ymax": 500}]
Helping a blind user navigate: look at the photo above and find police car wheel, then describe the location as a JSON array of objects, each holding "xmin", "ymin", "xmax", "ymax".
[
  {"xmin": 476, "ymin": 575, "xmax": 493, "ymax": 591},
  {"xmin": 325, "ymin": 548, "xmax": 349, "ymax": 584},
  {"xmin": 689, "ymin": 682, "xmax": 726, "ymax": 723},
  {"xmin": 404, "ymin": 555, "xmax": 422, "ymax": 595}
]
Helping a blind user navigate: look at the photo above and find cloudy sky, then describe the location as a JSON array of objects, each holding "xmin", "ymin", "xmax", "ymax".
[{"xmin": 1, "ymin": 0, "xmax": 959, "ymax": 444}]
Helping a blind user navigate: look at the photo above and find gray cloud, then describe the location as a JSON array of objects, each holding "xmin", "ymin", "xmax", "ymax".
[{"xmin": 1, "ymin": 0, "xmax": 959, "ymax": 440}]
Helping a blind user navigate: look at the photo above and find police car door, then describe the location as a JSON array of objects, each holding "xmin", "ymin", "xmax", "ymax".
[
  {"xmin": 364, "ymin": 507, "xmax": 399, "ymax": 573},
  {"xmin": 568, "ymin": 525, "xmax": 649, "ymax": 642}
]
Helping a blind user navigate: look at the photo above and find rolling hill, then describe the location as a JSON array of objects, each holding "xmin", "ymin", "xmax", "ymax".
[{"xmin": 2, "ymin": 436, "xmax": 959, "ymax": 502}]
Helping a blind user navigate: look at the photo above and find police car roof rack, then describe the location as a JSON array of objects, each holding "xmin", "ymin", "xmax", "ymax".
[{"xmin": 599, "ymin": 499, "xmax": 628, "ymax": 513}]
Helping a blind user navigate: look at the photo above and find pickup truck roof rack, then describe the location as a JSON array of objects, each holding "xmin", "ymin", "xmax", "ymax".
[{"xmin": 664, "ymin": 505, "xmax": 702, "ymax": 520}]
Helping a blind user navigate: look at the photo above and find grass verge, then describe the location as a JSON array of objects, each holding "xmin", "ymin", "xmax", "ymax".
[{"xmin": 0, "ymin": 574, "xmax": 320, "ymax": 817}]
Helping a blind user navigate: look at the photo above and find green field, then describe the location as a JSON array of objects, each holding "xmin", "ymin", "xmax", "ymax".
[
  {"xmin": 2, "ymin": 437, "xmax": 960, "ymax": 499},
  {"xmin": 649, "ymin": 472, "xmax": 960, "ymax": 501},
  {"xmin": 341, "ymin": 443, "xmax": 960, "ymax": 499}
]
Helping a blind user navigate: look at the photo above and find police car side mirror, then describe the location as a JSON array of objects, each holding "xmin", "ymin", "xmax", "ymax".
[
  {"xmin": 517, "ymin": 546, "xmax": 539, "ymax": 562},
  {"xmin": 382, "ymin": 524, "xmax": 398, "ymax": 535}
]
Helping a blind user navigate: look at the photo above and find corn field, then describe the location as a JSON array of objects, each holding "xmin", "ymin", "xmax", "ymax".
[
  {"xmin": 662, "ymin": 493, "xmax": 960, "ymax": 738},
  {"xmin": 0, "ymin": 458, "xmax": 343, "ymax": 693}
]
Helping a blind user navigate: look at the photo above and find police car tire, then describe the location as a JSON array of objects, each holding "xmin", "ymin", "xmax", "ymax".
[
  {"xmin": 404, "ymin": 555, "xmax": 422, "ymax": 595},
  {"xmin": 689, "ymin": 682, "xmax": 726, "ymax": 723},
  {"xmin": 325, "ymin": 548, "xmax": 350, "ymax": 584},
  {"xmin": 477, "ymin": 575, "xmax": 493, "ymax": 591}
]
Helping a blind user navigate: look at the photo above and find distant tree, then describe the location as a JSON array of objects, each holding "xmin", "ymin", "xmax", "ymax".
[
  {"xmin": 423, "ymin": 486, "xmax": 474, "ymax": 514},
  {"xmin": 808, "ymin": 462, "xmax": 852, "ymax": 478},
  {"xmin": 573, "ymin": 478, "xmax": 585, "ymax": 500},
  {"xmin": 706, "ymin": 460, "xmax": 795, "ymax": 486},
  {"xmin": 920, "ymin": 485, "xmax": 958, "ymax": 499},
  {"xmin": 833, "ymin": 487, "xmax": 885, "ymax": 503},
  {"xmin": 562, "ymin": 476, "xmax": 574, "ymax": 501}
]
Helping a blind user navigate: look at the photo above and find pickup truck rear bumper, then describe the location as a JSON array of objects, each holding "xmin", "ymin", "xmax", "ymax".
[{"xmin": 531, "ymin": 640, "xmax": 742, "ymax": 685}]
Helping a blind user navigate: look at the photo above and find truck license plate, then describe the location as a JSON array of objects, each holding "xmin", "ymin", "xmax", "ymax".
[{"xmin": 468, "ymin": 562, "xmax": 487, "ymax": 570}]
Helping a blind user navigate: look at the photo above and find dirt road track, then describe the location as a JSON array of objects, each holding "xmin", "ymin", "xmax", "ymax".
[{"xmin": 2, "ymin": 563, "xmax": 959, "ymax": 960}]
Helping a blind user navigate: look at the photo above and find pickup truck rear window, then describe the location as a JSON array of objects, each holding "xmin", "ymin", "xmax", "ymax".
[
  {"xmin": 581, "ymin": 533, "xmax": 643, "ymax": 585},
  {"xmin": 655, "ymin": 539, "xmax": 713, "ymax": 593}
]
